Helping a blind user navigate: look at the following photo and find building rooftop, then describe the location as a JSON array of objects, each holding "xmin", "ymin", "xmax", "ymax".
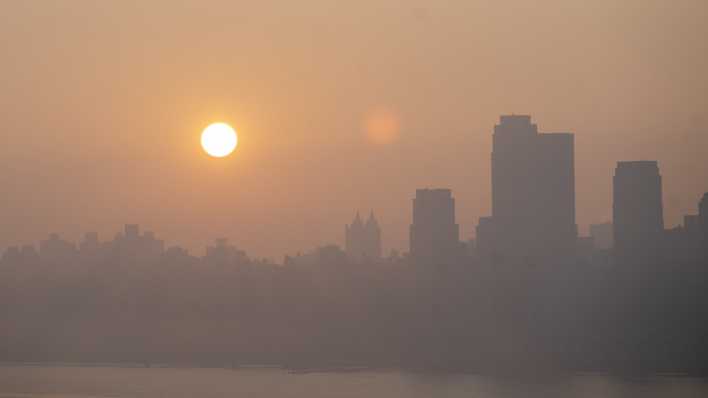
[
  {"xmin": 415, "ymin": 188, "xmax": 452, "ymax": 198},
  {"xmin": 616, "ymin": 160, "xmax": 659, "ymax": 168}
]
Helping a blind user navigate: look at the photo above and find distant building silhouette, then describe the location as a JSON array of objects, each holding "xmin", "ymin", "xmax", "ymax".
[
  {"xmin": 700, "ymin": 193, "xmax": 708, "ymax": 241},
  {"xmin": 589, "ymin": 222, "xmax": 614, "ymax": 250},
  {"xmin": 317, "ymin": 244, "xmax": 347, "ymax": 265},
  {"xmin": 165, "ymin": 245, "xmax": 190, "ymax": 258},
  {"xmin": 665, "ymin": 192, "xmax": 708, "ymax": 263},
  {"xmin": 409, "ymin": 188, "xmax": 460, "ymax": 262},
  {"xmin": 1, "ymin": 246, "xmax": 21, "ymax": 263},
  {"xmin": 79, "ymin": 232, "xmax": 100, "ymax": 252},
  {"xmin": 613, "ymin": 161, "xmax": 664, "ymax": 262},
  {"xmin": 20, "ymin": 244, "xmax": 39, "ymax": 262},
  {"xmin": 475, "ymin": 216, "xmax": 495, "ymax": 259},
  {"xmin": 477, "ymin": 115, "xmax": 576, "ymax": 262},
  {"xmin": 78, "ymin": 231, "xmax": 104, "ymax": 261},
  {"xmin": 345, "ymin": 211, "xmax": 382, "ymax": 262},
  {"xmin": 205, "ymin": 238, "xmax": 248, "ymax": 265},
  {"xmin": 287, "ymin": 244, "xmax": 347, "ymax": 267},
  {"xmin": 39, "ymin": 233, "xmax": 77, "ymax": 263},
  {"xmin": 125, "ymin": 224, "xmax": 139, "ymax": 239},
  {"xmin": 113, "ymin": 224, "xmax": 164, "ymax": 262}
]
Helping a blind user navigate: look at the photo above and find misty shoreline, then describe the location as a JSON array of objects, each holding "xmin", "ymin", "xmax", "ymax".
[{"xmin": 1, "ymin": 361, "xmax": 706, "ymax": 380}]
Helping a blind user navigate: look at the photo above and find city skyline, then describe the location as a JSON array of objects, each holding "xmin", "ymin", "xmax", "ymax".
[
  {"xmin": 2, "ymin": 1, "xmax": 708, "ymax": 259},
  {"xmin": 5, "ymin": 1, "xmax": 708, "ymax": 392},
  {"xmin": 2, "ymin": 122, "xmax": 706, "ymax": 373},
  {"xmin": 2, "ymin": 114, "xmax": 705, "ymax": 263},
  {"xmin": 2, "ymin": 129, "xmax": 705, "ymax": 259}
]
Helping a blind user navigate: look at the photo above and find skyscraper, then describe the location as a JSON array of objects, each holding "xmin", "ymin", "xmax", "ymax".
[
  {"xmin": 698, "ymin": 193, "xmax": 708, "ymax": 242},
  {"xmin": 409, "ymin": 189, "xmax": 460, "ymax": 261},
  {"xmin": 477, "ymin": 115, "xmax": 576, "ymax": 262},
  {"xmin": 612, "ymin": 161, "xmax": 664, "ymax": 262},
  {"xmin": 345, "ymin": 211, "xmax": 382, "ymax": 262}
]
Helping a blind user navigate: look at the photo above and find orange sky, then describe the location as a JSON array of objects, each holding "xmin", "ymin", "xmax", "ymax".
[{"xmin": 1, "ymin": 0, "xmax": 707, "ymax": 259}]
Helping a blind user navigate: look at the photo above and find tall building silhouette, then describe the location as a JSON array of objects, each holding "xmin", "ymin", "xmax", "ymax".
[
  {"xmin": 409, "ymin": 189, "xmax": 460, "ymax": 261},
  {"xmin": 700, "ymin": 193, "xmax": 708, "ymax": 240},
  {"xmin": 478, "ymin": 115, "xmax": 576, "ymax": 262},
  {"xmin": 612, "ymin": 161, "xmax": 664, "ymax": 262},
  {"xmin": 345, "ymin": 211, "xmax": 382, "ymax": 262}
]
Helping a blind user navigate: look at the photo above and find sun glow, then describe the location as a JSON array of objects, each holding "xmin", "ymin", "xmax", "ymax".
[
  {"xmin": 364, "ymin": 107, "xmax": 400, "ymax": 146},
  {"xmin": 201, "ymin": 122, "xmax": 238, "ymax": 157}
]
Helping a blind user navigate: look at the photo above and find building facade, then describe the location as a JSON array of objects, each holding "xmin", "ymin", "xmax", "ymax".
[
  {"xmin": 612, "ymin": 161, "xmax": 664, "ymax": 262},
  {"xmin": 409, "ymin": 189, "xmax": 460, "ymax": 262},
  {"xmin": 478, "ymin": 115, "xmax": 577, "ymax": 262}
]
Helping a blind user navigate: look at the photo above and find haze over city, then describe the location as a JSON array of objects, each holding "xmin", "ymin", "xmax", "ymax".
[
  {"xmin": 2, "ymin": 0, "xmax": 707, "ymax": 258},
  {"xmin": 3, "ymin": 2, "xmax": 708, "ymax": 397}
]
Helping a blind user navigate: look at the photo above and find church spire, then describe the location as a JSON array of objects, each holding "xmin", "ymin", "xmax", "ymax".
[
  {"xmin": 353, "ymin": 211, "xmax": 362, "ymax": 225},
  {"xmin": 366, "ymin": 210, "xmax": 379, "ymax": 227},
  {"xmin": 346, "ymin": 209, "xmax": 382, "ymax": 262}
]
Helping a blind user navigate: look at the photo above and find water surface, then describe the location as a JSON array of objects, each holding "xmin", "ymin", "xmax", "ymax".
[{"xmin": 1, "ymin": 366, "xmax": 706, "ymax": 398}]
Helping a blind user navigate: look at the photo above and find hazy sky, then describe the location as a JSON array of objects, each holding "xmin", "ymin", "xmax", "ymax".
[{"xmin": 1, "ymin": 0, "xmax": 707, "ymax": 258}]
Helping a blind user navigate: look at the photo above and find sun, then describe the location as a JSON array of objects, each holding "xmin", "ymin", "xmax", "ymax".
[{"xmin": 201, "ymin": 122, "xmax": 238, "ymax": 158}]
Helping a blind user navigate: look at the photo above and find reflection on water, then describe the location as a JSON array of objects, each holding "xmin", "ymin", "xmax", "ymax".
[{"xmin": 1, "ymin": 366, "xmax": 707, "ymax": 398}]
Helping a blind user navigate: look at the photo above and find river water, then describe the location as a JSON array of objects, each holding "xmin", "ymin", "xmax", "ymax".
[{"xmin": 1, "ymin": 366, "xmax": 707, "ymax": 398}]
